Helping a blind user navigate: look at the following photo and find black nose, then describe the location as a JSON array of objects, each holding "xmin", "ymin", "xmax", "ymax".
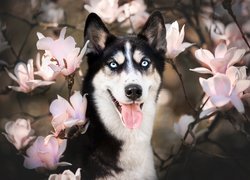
[{"xmin": 125, "ymin": 84, "xmax": 142, "ymax": 101}]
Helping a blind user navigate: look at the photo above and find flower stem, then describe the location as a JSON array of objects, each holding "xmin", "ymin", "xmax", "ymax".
[{"xmin": 66, "ymin": 73, "xmax": 75, "ymax": 100}]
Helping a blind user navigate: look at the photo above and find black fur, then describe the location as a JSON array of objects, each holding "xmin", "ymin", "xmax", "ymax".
[{"xmin": 63, "ymin": 12, "xmax": 166, "ymax": 179}]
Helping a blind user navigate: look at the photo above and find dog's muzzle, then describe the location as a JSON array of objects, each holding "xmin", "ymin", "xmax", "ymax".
[
  {"xmin": 108, "ymin": 87, "xmax": 144, "ymax": 129},
  {"xmin": 125, "ymin": 84, "xmax": 142, "ymax": 101}
]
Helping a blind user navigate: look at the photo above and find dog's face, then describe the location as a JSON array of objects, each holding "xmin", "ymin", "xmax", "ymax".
[{"xmin": 84, "ymin": 12, "xmax": 166, "ymax": 130}]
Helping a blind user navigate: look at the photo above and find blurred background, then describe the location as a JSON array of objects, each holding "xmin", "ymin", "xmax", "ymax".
[{"xmin": 0, "ymin": 0, "xmax": 250, "ymax": 179}]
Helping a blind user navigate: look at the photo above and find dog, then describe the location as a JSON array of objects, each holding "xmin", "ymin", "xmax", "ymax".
[{"xmin": 64, "ymin": 11, "xmax": 166, "ymax": 180}]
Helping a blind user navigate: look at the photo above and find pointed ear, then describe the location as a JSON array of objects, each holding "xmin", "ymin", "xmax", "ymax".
[
  {"xmin": 84, "ymin": 13, "xmax": 114, "ymax": 54},
  {"xmin": 138, "ymin": 11, "xmax": 166, "ymax": 53}
]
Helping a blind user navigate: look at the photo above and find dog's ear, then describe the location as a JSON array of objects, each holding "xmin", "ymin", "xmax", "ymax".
[
  {"xmin": 84, "ymin": 13, "xmax": 114, "ymax": 54},
  {"xmin": 138, "ymin": 11, "xmax": 166, "ymax": 53}
]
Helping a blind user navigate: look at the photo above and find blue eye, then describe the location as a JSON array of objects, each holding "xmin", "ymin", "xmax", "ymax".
[
  {"xmin": 108, "ymin": 61, "xmax": 118, "ymax": 70},
  {"xmin": 140, "ymin": 58, "xmax": 150, "ymax": 68}
]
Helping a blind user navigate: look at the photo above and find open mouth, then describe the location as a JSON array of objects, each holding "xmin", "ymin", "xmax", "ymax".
[{"xmin": 107, "ymin": 90, "xmax": 143, "ymax": 129}]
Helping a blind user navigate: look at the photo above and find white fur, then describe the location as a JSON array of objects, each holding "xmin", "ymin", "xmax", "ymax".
[
  {"xmin": 92, "ymin": 42, "xmax": 161, "ymax": 180},
  {"xmin": 125, "ymin": 42, "xmax": 133, "ymax": 71}
]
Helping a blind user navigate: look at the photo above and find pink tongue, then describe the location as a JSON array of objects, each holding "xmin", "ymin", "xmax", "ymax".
[{"xmin": 121, "ymin": 104, "xmax": 143, "ymax": 129}]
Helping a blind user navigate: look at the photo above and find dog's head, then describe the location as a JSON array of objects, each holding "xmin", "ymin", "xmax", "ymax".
[{"xmin": 83, "ymin": 12, "xmax": 166, "ymax": 130}]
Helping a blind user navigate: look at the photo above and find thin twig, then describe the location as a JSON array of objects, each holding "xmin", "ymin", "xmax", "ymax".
[
  {"xmin": 17, "ymin": 27, "xmax": 34, "ymax": 60},
  {"xmin": 199, "ymin": 96, "xmax": 209, "ymax": 111},
  {"xmin": 153, "ymin": 147, "xmax": 166, "ymax": 164},
  {"xmin": 1, "ymin": 28, "xmax": 18, "ymax": 59},
  {"xmin": 167, "ymin": 58, "xmax": 197, "ymax": 113},
  {"xmin": 66, "ymin": 73, "xmax": 75, "ymax": 100},
  {"xmin": 222, "ymin": 0, "xmax": 250, "ymax": 50},
  {"xmin": 242, "ymin": 113, "xmax": 250, "ymax": 122}
]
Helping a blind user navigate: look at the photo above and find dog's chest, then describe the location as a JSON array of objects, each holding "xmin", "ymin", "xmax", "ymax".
[
  {"xmin": 118, "ymin": 140, "xmax": 156, "ymax": 180},
  {"xmin": 97, "ymin": 133, "xmax": 157, "ymax": 180}
]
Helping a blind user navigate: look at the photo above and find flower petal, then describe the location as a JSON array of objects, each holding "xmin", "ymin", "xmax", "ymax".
[
  {"xmin": 64, "ymin": 118, "xmax": 84, "ymax": 128},
  {"xmin": 8, "ymin": 86, "xmax": 28, "ymax": 93},
  {"xmin": 225, "ymin": 23, "xmax": 241, "ymax": 40},
  {"xmin": 56, "ymin": 161, "xmax": 72, "ymax": 166},
  {"xmin": 199, "ymin": 107, "xmax": 217, "ymax": 118},
  {"xmin": 75, "ymin": 168, "xmax": 81, "ymax": 178},
  {"xmin": 210, "ymin": 95, "xmax": 230, "ymax": 107},
  {"xmin": 5, "ymin": 68, "xmax": 18, "ymax": 82},
  {"xmin": 58, "ymin": 139, "xmax": 67, "ymax": 157},
  {"xmin": 190, "ymin": 67, "xmax": 213, "ymax": 74},
  {"xmin": 177, "ymin": 24, "xmax": 185, "ymax": 46},
  {"xmin": 27, "ymin": 59, "xmax": 34, "ymax": 80},
  {"xmin": 14, "ymin": 62, "xmax": 29, "ymax": 84},
  {"xmin": 48, "ymin": 174, "xmax": 57, "ymax": 180},
  {"xmin": 36, "ymin": 32, "xmax": 45, "ymax": 40},
  {"xmin": 199, "ymin": 77, "xmax": 213, "ymax": 95},
  {"xmin": 50, "ymin": 95, "xmax": 71, "ymax": 117},
  {"xmin": 195, "ymin": 49, "xmax": 214, "ymax": 65},
  {"xmin": 59, "ymin": 27, "xmax": 67, "ymax": 39},
  {"xmin": 214, "ymin": 42, "xmax": 227, "ymax": 58},
  {"xmin": 179, "ymin": 42, "xmax": 193, "ymax": 50},
  {"xmin": 51, "ymin": 116, "xmax": 67, "ymax": 136},
  {"xmin": 167, "ymin": 22, "xmax": 179, "ymax": 52},
  {"xmin": 49, "ymin": 64, "xmax": 64, "ymax": 72},
  {"xmin": 213, "ymin": 74, "xmax": 232, "ymax": 95},
  {"xmin": 23, "ymin": 155, "xmax": 42, "ymax": 169},
  {"xmin": 227, "ymin": 48, "xmax": 246, "ymax": 67},
  {"xmin": 37, "ymin": 37, "xmax": 54, "ymax": 50},
  {"xmin": 209, "ymin": 58, "xmax": 228, "ymax": 73},
  {"xmin": 70, "ymin": 91, "xmax": 86, "ymax": 116},
  {"xmin": 230, "ymin": 91, "xmax": 245, "ymax": 113},
  {"xmin": 79, "ymin": 40, "xmax": 89, "ymax": 57},
  {"xmin": 235, "ymin": 80, "xmax": 250, "ymax": 94},
  {"xmin": 35, "ymin": 53, "xmax": 41, "ymax": 70}
]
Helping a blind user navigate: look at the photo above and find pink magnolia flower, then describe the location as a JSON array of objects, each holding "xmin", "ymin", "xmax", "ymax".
[
  {"xmin": 117, "ymin": 0, "xmax": 149, "ymax": 30},
  {"xmin": 174, "ymin": 115, "xmax": 197, "ymax": 143},
  {"xmin": 23, "ymin": 136, "xmax": 70, "ymax": 170},
  {"xmin": 223, "ymin": 23, "xmax": 243, "ymax": 46},
  {"xmin": 209, "ymin": 20, "xmax": 227, "ymax": 45},
  {"xmin": 35, "ymin": 53, "xmax": 59, "ymax": 81},
  {"xmin": 36, "ymin": 27, "xmax": 88, "ymax": 76},
  {"xmin": 3, "ymin": 119, "xmax": 35, "ymax": 150},
  {"xmin": 210, "ymin": 22, "xmax": 242, "ymax": 45},
  {"xmin": 209, "ymin": 21, "xmax": 250, "ymax": 59},
  {"xmin": 199, "ymin": 67, "xmax": 250, "ymax": 113},
  {"xmin": 49, "ymin": 91, "xmax": 87, "ymax": 136},
  {"xmin": 84, "ymin": 0, "xmax": 119, "ymax": 24},
  {"xmin": 48, "ymin": 168, "xmax": 81, "ymax": 180},
  {"xmin": 37, "ymin": 1, "xmax": 65, "ymax": 25},
  {"xmin": 226, "ymin": 66, "xmax": 247, "ymax": 85},
  {"xmin": 191, "ymin": 43, "xmax": 245, "ymax": 74},
  {"xmin": 5, "ymin": 59, "xmax": 54, "ymax": 93},
  {"xmin": 165, "ymin": 21, "xmax": 193, "ymax": 59}
]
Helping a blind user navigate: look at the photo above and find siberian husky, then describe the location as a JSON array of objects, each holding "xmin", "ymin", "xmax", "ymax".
[{"xmin": 64, "ymin": 11, "xmax": 166, "ymax": 180}]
